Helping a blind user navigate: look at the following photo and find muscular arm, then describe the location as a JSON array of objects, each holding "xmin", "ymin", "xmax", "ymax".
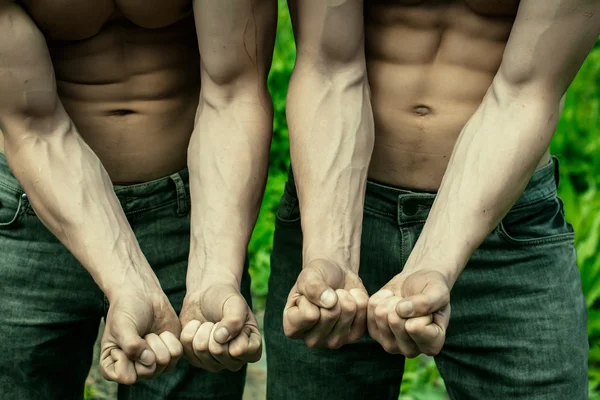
[
  {"xmin": 286, "ymin": 0, "xmax": 374, "ymax": 272},
  {"xmin": 406, "ymin": 0, "xmax": 600, "ymax": 284},
  {"xmin": 186, "ymin": 0, "xmax": 276, "ymax": 289},
  {"xmin": 0, "ymin": 2, "xmax": 159, "ymax": 297}
]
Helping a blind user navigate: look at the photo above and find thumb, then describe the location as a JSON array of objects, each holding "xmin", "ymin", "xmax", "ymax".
[
  {"xmin": 297, "ymin": 259, "xmax": 345, "ymax": 309},
  {"xmin": 397, "ymin": 272, "xmax": 450, "ymax": 318},
  {"xmin": 200, "ymin": 284, "xmax": 249, "ymax": 344},
  {"xmin": 107, "ymin": 314, "xmax": 156, "ymax": 367}
]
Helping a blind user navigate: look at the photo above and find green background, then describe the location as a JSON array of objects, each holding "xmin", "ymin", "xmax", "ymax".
[{"xmin": 246, "ymin": 1, "xmax": 600, "ymax": 398}]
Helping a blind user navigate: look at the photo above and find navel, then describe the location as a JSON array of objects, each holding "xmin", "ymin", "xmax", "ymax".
[{"xmin": 412, "ymin": 105, "xmax": 432, "ymax": 116}]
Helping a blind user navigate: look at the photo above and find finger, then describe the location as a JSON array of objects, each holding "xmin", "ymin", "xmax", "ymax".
[
  {"xmin": 160, "ymin": 331, "xmax": 183, "ymax": 373},
  {"xmin": 208, "ymin": 325, "xmax": 245, "ymax": 371},
  {"xmin": 367, "ymin": 289, "xmax": 394, "ymax": 342},
  {"xmin": 100, "ymin": 348, "xmax": 137, "ymax": 385},
  {"xmin": 283, "ymin": 295, "xmax": 320, "ymax": 338},
  {"xmin": 433, "ymin": 303, "xmax": 451, "ymax": 332},
  {"xmin": 213, "ymin": 294, "xmax": 249, "ymax": 344},
  {"xmin": 347, "ymin": 288, "xmax": 369, "ymax": 343},
  {"xmin": 192, "ymin": 322, "xmax": 223, "ymax": 372},
  {"xmin": 108, "ymin": 315, "xmax": 156, "ymax": 368},
  {"xmin": 247, "ymin": 329, "xmax": 263, "ymax": 362},
  {"xmin": 374, "ymin": 296, "xmax": 401, "ymax": 354},
  {"xmin": 398, "ymin": 280, "xmax": 450, "ymax": 318},
  {"xmin": 228, "ymin": 328, "xmax": 250, "ymax": 359},
  {"xmin": 388, "ymin": 308, "xmax": 420, "ymax": 358},
  {"xmin": 199, "ymin": 284, "xmax": 248, "ymax": 342},
  {"xmin": 180, "ymin": 320, "xmax": 201, "ymax": 364},
  {"xmin": 297, "ymin": 259, "xmax": 345, "ymax": 308},
  {"xmin": 229, "ymin": 326, "xmax": 262, "ymax": 363},
  {"xmin": 142, "ymin": 333, "xmax": 170, "ymax": 378},
  {"xmin": 327, "ymin": 290, "xmax": 357, "ymax": 349},
  {"xmin": 303, "ymin": 300, "xmax": 341, "ymax": 348},
  {"xmin": 404, "ymin": 315, "xmax": 444, "ymax": 356}
]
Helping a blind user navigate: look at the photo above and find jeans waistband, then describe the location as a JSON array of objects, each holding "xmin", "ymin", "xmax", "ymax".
[
  {"xmin": 364, "ymin": 157, "xmax": 559, "ymax": 225},
  {"xmin": 287, "ymin": 157, "xmax": 559, "ymax": 226},
  {"xmin": 0, "ymin": 152, "xmax": 190, "ymax": 216}
]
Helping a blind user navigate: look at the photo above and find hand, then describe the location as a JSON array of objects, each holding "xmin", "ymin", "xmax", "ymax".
[
  {"xmin": 179, "ymin": 283, "xmax": 261, "ymax": 372},
  {"xmin": 367, "ymin": 270, "xmax": 451, "ymax": 357},
  {"xmin": 283, "ymin": 259, "xmax": 369, "ymax": 349},
  {"xmin": 100, "ymin": 288, "xmax": 183, "ymax": 385}
]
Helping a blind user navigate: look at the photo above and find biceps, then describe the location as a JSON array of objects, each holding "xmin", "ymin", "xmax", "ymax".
[
  {"xmin": 0, "ymin": 3, "xmax": 57, "ymax": 118},
  {"xmin": 498, "ymin": 0, "xmax": 600, "ymax": 94},
  {"xmin": 289, "ymin": 0, "xmax": 364, "ymax": 66},
  {"xmin": 192, "ymin": 0, "xmax": 277, "ymax": 86}
]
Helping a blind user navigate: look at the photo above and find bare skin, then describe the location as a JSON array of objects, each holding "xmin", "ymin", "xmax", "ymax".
[
  {"xmin": 0, "ymin": 0, "xmax": 275, "ymax": 383},
  {"xmin": 282, "ymin": 0, "xmax": 374, "ymax": 349},
  {"xmin": 284, "ymin": 0, "xmax": 600, "ymax": 356},
  {"xmin": 180, "ymin": 0, "xmax": 277, "ymax": 372}
]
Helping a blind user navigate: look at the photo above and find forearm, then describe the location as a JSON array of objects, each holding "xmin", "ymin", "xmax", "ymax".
[
  {"xmin": 3, "ymin": 109, "xmax": 158, "ymax": 298},
  {"xmin": 406, "ymin": 79, "xmax": 562, "ymax": 285},
  {"xmin": 287, "ymin": 63, "xmax": 374, "ymax": 272},
  {"xmin": 187, "ymin": 87, "xmax": 272, "ymax": 288},
  {"xmin": 0, "ymin": 4, "xmax": 156, "ymax": 299}
]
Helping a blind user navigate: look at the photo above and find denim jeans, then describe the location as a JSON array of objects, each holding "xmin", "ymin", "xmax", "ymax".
[
  {"xmin": 0, "ymin": 153, "xmax": 250, "ymax": 399},
  {"xmin": 265, "ymin": 157, "xmax": 589, "ymax": 400}
]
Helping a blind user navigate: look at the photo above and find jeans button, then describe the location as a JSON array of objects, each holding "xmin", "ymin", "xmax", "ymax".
[{"xmin": 403, "ymin": 200, "xmax": 418, "ymax": 216}]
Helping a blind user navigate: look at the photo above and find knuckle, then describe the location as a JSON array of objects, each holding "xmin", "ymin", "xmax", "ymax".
[
  {"xmin": 374, "ymin": 306, "xmax": 389, "ymax": 321},
  {"xmin": 193, "ymin": 339, "xmax": 209, "ymax": 353},
  {"xmin": 381, "ymin": 341, "xmax": 398, "ymax": 354},
  {"xmin": 405, "ymin": 351, "xmax": 419, "ymax": 359},
  {"xmin": 155, "ymin": 353, "xmax": 170, "ymax": 366},
  {"xmin": 424, "ymin": 347, "xmax": 441, "ymax": 357},
  {"xmin": 304, "ymin": 338, "xmax": 320, "ymax": 349},
  {"xmin": 327, "ymin": 338, "xmax": 343, "ymax": 349},
  {"xmin": 211, "ymin": 346, "xmax": 226, "ymax": 356},
  {"xmin": 226, "ymin": 315, "xmax": 244, "ymax": 328},
  {"xmin": 305, "ymin": 279, "xmax": 323, "ymax": 297},
  {"xmin": 404, "ymin": 320, "xmax": 421, "ymax": 335},
  {"xmin": 341, "ymin": 298, "xmax": 357, "ymax": 314},
  {"xmin": 180, "ymin": 332, "xmax": 194, "ymax": 345}
]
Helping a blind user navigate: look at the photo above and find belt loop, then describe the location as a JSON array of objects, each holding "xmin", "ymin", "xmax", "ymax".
[
  {"xmin": 0, "ymin": 192, "xmax": 24, "ymax": 227},
  {"xmin": 552, "ymin": 156, "xmax": 560, "ymax": 189},
  {"xmin": 170, "ymin": 173, "xmax": 189, "ymax": 217}
]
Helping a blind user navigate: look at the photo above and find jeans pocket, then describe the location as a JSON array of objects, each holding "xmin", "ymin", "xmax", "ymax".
[
  {"xmin": 0, "ymin": 185, "xmax": 24, "ymax": 228},
  {"xmin": 275, "ymin": 181, "xmax": 301, "ymax": 226},
  {"xmin": 497, "ymin": 194, "xmax": 575, "ymax": 246}
]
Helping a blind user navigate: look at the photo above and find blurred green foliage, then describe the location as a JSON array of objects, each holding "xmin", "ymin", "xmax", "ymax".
[{"xmin": 248, "ymin": 0, "xmax": 600, "ymax": 397}]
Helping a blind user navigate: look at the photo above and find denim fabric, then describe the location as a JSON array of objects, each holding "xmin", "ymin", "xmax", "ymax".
[
  {"xmin": 265, "ymin": 157, "xmax": 588, "ymax": 400},
  {"xmin": 0, "ymin": 153, "xmax": 250, "ymax": 400}
]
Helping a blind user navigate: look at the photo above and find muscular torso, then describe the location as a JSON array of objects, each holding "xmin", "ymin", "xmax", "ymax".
[
  {"xmin": 0, "ymin": 0, "xmax": 200, "ymax": 184},
  {"xmin": 365, "ymin": 0, "xmax": 550, "ymax": 190}
]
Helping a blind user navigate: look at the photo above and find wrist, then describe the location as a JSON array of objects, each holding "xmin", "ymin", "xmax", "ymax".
[
  {"xmin": 302, "ymin": 241, "xmax": 361, "ymax": 274},
  {"xmin": 101, "ymin": 263, "xmax": 163, "ymax": 303},
  {"xmin": 403, "ymin": 239, "xmax": 468, "ymax": 288},
  {"xmin": 186, "ymin": 253, "xmax": 242, "ymax": 292}
]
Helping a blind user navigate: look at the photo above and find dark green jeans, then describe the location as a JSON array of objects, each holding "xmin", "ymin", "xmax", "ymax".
[
  {"xmin": 265, "ymin": 158, "xmax": 589, "ymax": 400},
  {"xmin": 0, "ymin": 153, "xmax": 250, "ymax": 399}
]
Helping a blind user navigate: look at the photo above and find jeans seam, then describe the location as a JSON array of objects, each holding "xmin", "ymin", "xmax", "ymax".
[
  {"xmin": 364, "ymin": 205, "xmax": 395, "ymax": 218},
  {"xmin": 496, "ymin": 223, "xmax": 576, "ymax": 246},
  {"xmin": 0, "ymin": 181, "xmax": 21, "ymax": 194},
  {"xmin": 122, "ymin": 199, "xmax": 178, "ymax": 216},
  {"xmin": 510, "ymin": 190, "xmax": 556, "ymax": 210}
]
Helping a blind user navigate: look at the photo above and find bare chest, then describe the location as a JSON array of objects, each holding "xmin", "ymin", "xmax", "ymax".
[{"xmin": 20, "ymin": 0, "xmax": 193, "ymax": 40}]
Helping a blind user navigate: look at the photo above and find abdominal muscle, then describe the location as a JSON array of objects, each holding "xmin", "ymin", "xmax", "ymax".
[
  {"xmin": 0, "ymin": 15, "xmax": 200, "ymax": 185},
  {"xmin": 365, "ymin": 0, "xmax": 551, "ymax": 191}
]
